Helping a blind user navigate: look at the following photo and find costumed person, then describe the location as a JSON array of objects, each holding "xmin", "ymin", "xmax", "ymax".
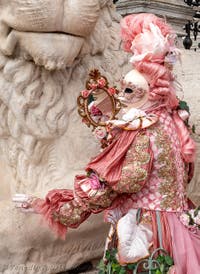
[{"xmin": 13, "ymin": 14, "xmax": 200, "ymax": 273}]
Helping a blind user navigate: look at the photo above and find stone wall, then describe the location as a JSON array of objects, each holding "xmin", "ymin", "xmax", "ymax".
[
  {"xmin": 175, "ymin": 50, "xmax": 200, "ymax": 205},
  {"xmin": 116, "ymin": 0, "xmax": 194, "ymax": 37}
]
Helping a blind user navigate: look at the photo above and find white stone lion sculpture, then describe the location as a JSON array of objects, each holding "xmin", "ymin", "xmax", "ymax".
[{"xmin": 0, "ymin": 1, "xmax": 130, "ymax": 273}]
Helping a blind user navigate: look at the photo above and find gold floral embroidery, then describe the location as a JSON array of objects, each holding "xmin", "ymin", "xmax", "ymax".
[
  {"xmin": 114, "ymin": 132, "xmax": 151, "ymax": 193},
  {"xmin": 140, "ymin": 212, "xmax": 152, "ymax": 225},
  {"xmin": 53, "ymin": 205, "xmax": 84, "ymax": 226},
  {"xmin": 149, "ymin": 124, "xmax": 179, "ymax": 209},
  {"xmin": 183, "ymin": 166, "xmax": 188, "ymax": 187},
  {"xmin": 133, "ymin": 152, "xmax": 151, "ymax": 164},
  {"xmin": 88, "ymin": 188, "xmax": 117, "ymax": 208},
  {"xmin": 135, "ymin": 135, "xmax": 150, "ymax": 151}
]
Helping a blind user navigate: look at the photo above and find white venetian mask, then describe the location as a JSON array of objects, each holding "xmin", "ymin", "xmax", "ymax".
[{"xmin": 119, "ymin": 69, "xmax": 149, "ymax": 109}]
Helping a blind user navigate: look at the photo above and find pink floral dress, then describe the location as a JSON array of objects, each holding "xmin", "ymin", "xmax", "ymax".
[{"xmin": 32, "ymin": 107, "xmax": 199, "ymax": 274}]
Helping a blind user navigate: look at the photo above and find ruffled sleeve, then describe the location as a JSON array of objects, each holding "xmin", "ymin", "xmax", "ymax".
[
  {"xmin": 32, "ymin": 130, "xmax": 153, "ymax": 238},
  {"xmin": 32, "ymin": 175, "xmax": 117, "ymax": 238}
]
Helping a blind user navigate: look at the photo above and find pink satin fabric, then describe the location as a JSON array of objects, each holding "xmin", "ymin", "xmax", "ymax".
[
  {"xmin": 172, "ymin": 111, "xmax": 196, "ymax": 163},
  {"xmin": 127, "ymin": 210, "xmax": 200, "ymax": 273},
  {"xmin": 86, "ymin": 129, "xmax": 139, "ymax": 186},
  {"xmin": 151, "ymin": 211, "xmax": 173, "ymax": 256},
  {"xmin": 167, "ymin": 212, "xmax": 200, "ymax": 274}
]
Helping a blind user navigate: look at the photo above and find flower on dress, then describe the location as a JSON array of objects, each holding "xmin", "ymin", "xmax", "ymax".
[
  {"xmin": 167, "ymin": 265, "xmax": 176, "ymax": 274},
  {"xmin": 179, "ymin": 213, "xmax": 190, "ymax": 227},
  {"xmin": 93, "ymin": 126, "xmax": 107, "ymax": 139},
  {"xmin": 180, "ymin": 207, "xmax": 200, "ymax": 229},
  {"xmin": 193, "ymin": 209, "xmax": 200, "ymax": 226},
  {"xmin": 89, "ymin": 173, "xmax": 102, "ymax": 190},
  {"xmin": 194, "ymin": 214, "xmax": 200, "ymax": 226}
]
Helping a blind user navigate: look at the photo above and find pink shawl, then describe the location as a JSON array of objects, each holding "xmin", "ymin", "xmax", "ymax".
[{"xmin": 86, "ymin": 129, "xmax": 139, "ymax": 186}]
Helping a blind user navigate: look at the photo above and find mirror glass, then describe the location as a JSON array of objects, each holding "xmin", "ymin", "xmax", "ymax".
[
  {"xmin": 77, "ymin": 69, "xmax": 121, "ymax": 129},
  {"xmin": 87, "ymin": 89, "xmax": 113, "ymax": 125}
]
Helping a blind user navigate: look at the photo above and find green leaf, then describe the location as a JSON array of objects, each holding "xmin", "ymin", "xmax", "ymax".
[
  {"xmin": 189, "ymin": 217, "xmax": 194, "ymax": 226},
  {"xmin": 105, "ymin": 250, "xmax": 111, "ymax": 260},
  {"xmin": 98, "ymin": 270, "xmax": 106, "ymax": 274},
  {"xmin": 111, "ymin": 248, "xmax": 117, "ymax": 256},
  {"xmin": 157, "ymin": 255, "xmax": 165, "ymax": 264},
  {"xmin": 179, "ymin": 100, "xmax": 190, "ymax": 112},
  {"xmin": 194, "ymin": 207, "xmax": 199, "ymax": 217},
  {"xmin": 192, "ymin": 124, "xmax": 196, "ymax": 133},
  {"xmin": 107, "ymin": 263, "xmax": 112, "ymax": 274},
  {"xmin": 111, "ymin": 263, "xmax": 120, "ymax": 272},
  {"xmin": 97, "ymin": 260, "xmax": 107, "ymax": 273},
  {"xmin": 165, "ymin": 255, "xmax": 174, "ymax": 266},
  {"xmin": 119, "ymin": 267, "xmax": 126, "ymax": 274},
  {"xmin": 160, "ymin": 263, "xmax": 165, "ymax": 273},
  {"xmin": 127, "ymin": 263, "xmax": 136, "ymax": 270},
  {"xmin": 155, "ymin": 270, "xmax": 162, "ymax": 274}
]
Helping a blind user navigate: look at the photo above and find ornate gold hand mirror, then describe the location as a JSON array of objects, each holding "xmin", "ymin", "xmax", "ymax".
[{"xmin": 77, "ymin": 69, "xmax": 121, "ymax": 129}]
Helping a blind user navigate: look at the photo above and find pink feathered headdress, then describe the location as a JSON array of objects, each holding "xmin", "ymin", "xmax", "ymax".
[
  {"xmin": 120, "ymin": 13, "xmax": 195, "ymax": 163},
  {"xmin": 121, "ymin": 13, "xmax": 173, "ymax": 55},
  {"xmin": 121, "ymin": 13, "xmax": 180, "ymax": 109}
]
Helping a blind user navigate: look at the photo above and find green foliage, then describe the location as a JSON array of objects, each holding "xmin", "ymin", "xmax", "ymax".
[
  {"xmin": 192, "ymin": 124, "xmax": 196, "ymax": 133},
  {"xmin": 153, "ymin": 254, "xmax": 174, "ymax": 273},
  {"xmin": 97, "ymin": 249, "xmax": 174, "ymax": 274},
  {"xmin": 179, "ymin": 100, "xmax": 190, "ymax": 113},
  {"xmin": 97, "ymin": 249, "xmax": 128, "ymax": 274}
]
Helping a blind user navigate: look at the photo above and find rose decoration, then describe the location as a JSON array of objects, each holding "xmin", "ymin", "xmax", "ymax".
[
  {"xmin": 89, "ymin": 173, "xmax": 102, "ymax": 190},
  {"xmin": 167, "ymin": 265, "xmax": 176, "ymax": 274},
  {"xmin": 88, "ymin": 83, "xmax": 98, "ymax": 90},
  {"xmin": 179, "ymin": 213, "xmax": 190, "ymax": 227},
  {"xmin": 194, "ymin": 212, "xmax": 200, "ymax": 226},
  {"xmin": 97, "ymin": 77, "xmax": 106, "ymax": 88},
  {"xmin": 108, "ymin": 87, "xmax": 117, "ymax": 96},
  {"xmin": 180, "ymin": 207, "xmax": 200, "ymax": 229},
  {"xmin": 81, "ymin": 89, "xmax": 90, "ymax": 98},
  {"xmin": 90, "ymin": 105, "xmax": 102, "ymax": 116},
  {"xmin": 93, "ymin": 126, "xmax": 107, "ymax": 139}
]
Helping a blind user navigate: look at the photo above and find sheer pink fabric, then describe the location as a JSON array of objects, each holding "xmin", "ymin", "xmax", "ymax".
[
  {"xmin": 167, "ymin": 213, "xmax": 200, "ymax": 274},
  {"xmin": 33, "ymin": 189, "xmax": 74, "ymax": 239}
]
